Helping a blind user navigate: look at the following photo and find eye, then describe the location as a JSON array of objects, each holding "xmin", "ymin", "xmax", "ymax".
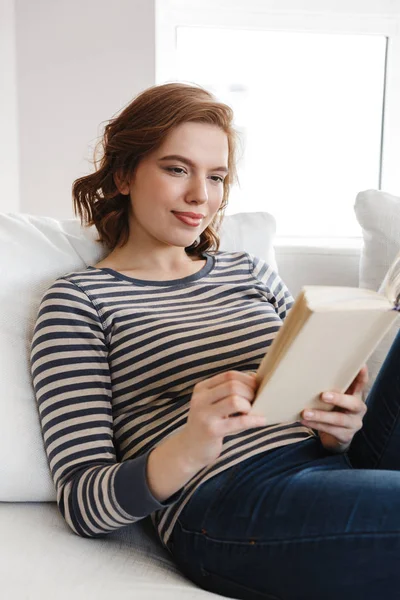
[
  {"xmin": 165, "ymin": 167, "xmax": 187, "ymax": 175},
  {"xmin": 210, "ymin": 175, "xmax": 225, "ymax": 184},
  {"xmin": 165, "ymin": 167, "xmax": 224, "ymax": 183}
]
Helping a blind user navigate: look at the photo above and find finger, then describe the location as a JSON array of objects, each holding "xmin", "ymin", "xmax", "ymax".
[
  {"xmin": 217, "ymin": 413, "xmax": 267, "ymax": 435},
  {"xmin": 360, "ymin": 364, "xmax": 369, "ymax": 381},
  {"xmin": 320, "ymin": 392, "xmax": 367, "ymax": 414},
  {"xmin": 213, "ymin": 380, "xmax": 258, "ymax": 404},
  {"xmin": 345, "ymin": 365, "xmax": 369, "ymax": 395},
  {"xmin": 199, "ymin": 370, "xmax": 258, "ymax": 392},
  {"xmin": 212, "ymin": 396, "xmax": 252, "ymax": 418},
  {"xmin": 299, "ymin": 421, "xmax": 354, "ymax": 444},
  {"xmin": 356, "ymin": 366, "xmax": 369, "ymax": 392},
  {"xmin": 193, "ymin": 380, "xmax": 256, "ymax": 409},
  {"xmin": 301, "ymin": 408, "xmax": 356, "ymax": 430}
]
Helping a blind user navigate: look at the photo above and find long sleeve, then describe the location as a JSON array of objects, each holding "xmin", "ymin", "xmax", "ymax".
[
  {"xmin": 248, "ymin": 253, "xmax": 294, "ymax": 320},
  {"xmin": 30, "ymin": 278, "xmax": 181, "ymax": 538}
]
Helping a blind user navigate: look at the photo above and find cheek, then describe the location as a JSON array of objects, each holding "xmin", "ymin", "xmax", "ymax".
[
  {"xmin": 205, "ymin": 194, "xmax": 224, "ymax": 225},
  {"xmin": 137, "ymin": 175, "xmax": 178, "ymax": 207},
  {"xmin": 211, "ymin": 187, "xmax": 225, "ymax": 209},
  {"xmin": 157, "ymin": 174, "xmax": 187, "ymax": 199}
]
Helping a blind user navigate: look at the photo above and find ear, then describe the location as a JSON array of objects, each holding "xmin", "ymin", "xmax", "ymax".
[{"xmin": 113, "ymin": 169, "xmax": 131, "ymax": 195}]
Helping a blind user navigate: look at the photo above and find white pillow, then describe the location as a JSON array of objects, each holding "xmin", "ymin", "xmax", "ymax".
[
  {"xmin": 219, "ymin": 211, "xmax": 278, "ymax": 272},
  {"xmin": 354, "ymin": 189, "xmax": 400, "ymax": 398},
  {"xmin": 355, "ymin": 189, "xmax": 400, "ymax": 291},
  {"xmin": 0, "ymin": 211, "xmax": 277, "ymax": 501},
  {"xmin": 364, "ymin": 270, "xmax": 400, "ymax": 398}
]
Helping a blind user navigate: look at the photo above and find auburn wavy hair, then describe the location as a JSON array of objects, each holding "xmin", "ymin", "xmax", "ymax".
[{"xmin": 72, "ymin": 82, "xmax": 240, "ymax": 256}]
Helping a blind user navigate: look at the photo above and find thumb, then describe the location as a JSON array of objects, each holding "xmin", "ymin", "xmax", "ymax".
[{"xmin": 347, "ymin": 365, "xmax": 369, "ymax": 395}]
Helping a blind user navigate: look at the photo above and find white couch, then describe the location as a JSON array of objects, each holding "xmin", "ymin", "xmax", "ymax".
[{"xmin": 1, "ymin": 189, "xmax": 399, "ymax": 599}]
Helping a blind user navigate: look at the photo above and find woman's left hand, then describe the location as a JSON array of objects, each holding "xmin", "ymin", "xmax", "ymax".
[{"xmin": 300, "ymin": 365, "xmax": 369, "ymax": 453}]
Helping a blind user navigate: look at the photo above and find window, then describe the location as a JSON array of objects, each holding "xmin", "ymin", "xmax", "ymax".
[{"xmin": 156, "ymin": 0, "xmax": 400, "ymax": 244}]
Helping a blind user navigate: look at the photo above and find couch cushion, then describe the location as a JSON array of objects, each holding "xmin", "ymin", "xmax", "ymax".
[
  {"xmin": 0, "ymin": 503, "xmax": 217, "ymax": 599},
  {"xmin": 354, "ymin": 189, "xmax": 400, "ymax": 398},
  {"xmin": 0, "ymin": 211, "xmax": 276, "ymax": 501},
  {"xmin": 355, "ymin": 189, "xmax": 400, "ymax": 292}
]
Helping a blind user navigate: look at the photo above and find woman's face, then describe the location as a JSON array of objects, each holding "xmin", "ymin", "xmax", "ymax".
[{"xmin": 116, "ymin": 121, "xmax": 229, "ymax": 251}]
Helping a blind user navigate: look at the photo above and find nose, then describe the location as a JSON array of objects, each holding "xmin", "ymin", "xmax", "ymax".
[{"xmin": 186, "ymin": 175, "xmax": 208, "ymax": 205}]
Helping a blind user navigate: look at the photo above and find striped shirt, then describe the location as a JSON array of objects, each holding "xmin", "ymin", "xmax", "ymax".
[{"xmin": 30, "ymin": 250, "xmax": 315, "ymax": 548}]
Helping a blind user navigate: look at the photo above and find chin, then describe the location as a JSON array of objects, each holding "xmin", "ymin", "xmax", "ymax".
[{"xmin": 168, "ymin": 238, "xmax": 195, "ymax": 249}]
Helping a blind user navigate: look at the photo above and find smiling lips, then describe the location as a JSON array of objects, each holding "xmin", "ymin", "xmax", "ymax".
[{"xmin": 172, "ymin": 211, "xmax": 204, "ymax": 227}]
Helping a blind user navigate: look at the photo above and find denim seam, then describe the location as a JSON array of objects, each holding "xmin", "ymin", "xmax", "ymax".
[{"xmin": 176, "ymin": 523, "xmax": 400, "ymax": 546}]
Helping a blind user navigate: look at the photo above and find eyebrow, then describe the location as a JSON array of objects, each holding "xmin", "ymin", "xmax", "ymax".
[{"xmin": 158, "ymin": 154, "xmax": 229, "ymax": 174}]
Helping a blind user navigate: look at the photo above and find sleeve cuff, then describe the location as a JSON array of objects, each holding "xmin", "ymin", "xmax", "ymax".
[{"xmin": 113, "ymin": 451, "xmax": 184, "ymax": 518}]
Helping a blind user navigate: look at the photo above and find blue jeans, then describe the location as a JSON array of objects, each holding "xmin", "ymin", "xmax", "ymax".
[{"xmin": 167, "ymin": 330, "xmax": 400, "ymax": 600}]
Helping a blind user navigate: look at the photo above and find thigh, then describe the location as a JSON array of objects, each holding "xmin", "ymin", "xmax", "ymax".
[
  {"xmin": 348, "ymin": 329, "xmax": 400, "ymax": 470},
  {"xmin": 169, "ymin": 439, "xmax": 400, "ymax": 600}
]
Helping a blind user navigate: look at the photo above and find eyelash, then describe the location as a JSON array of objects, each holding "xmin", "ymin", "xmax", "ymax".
[{"xmin": 165, "ymin": 167, "xmax": 224, "ymax": 184}]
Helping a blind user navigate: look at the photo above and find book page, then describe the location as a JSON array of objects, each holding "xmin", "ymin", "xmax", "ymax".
[
  {"xmin": 383, "ymin": 250, "xmax": 400, "ymax": 307},
  {"xmin": 303, "ymin": 285, "xmax": 391, "ymax": 311},
  {"xmin": 250, "ymin": 308, "xmax": 399, "ymax": 425}
]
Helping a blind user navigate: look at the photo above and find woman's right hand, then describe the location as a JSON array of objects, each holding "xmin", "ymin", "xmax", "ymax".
[{"xmin": 177, "ymin": 370, "xmax": 267, "ymax": 470}]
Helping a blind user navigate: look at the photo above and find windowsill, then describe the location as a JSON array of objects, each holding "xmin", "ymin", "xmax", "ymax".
[{"xmin": 274, "ymin": 236, "xmax": 363, "ymax": 254}]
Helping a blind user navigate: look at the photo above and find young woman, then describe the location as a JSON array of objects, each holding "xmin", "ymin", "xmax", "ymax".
[{"xmin": 31, "ymin": 82, "xmax": 400, "ymax": 600}]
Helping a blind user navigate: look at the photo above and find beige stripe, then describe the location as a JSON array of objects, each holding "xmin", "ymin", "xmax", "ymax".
[
  {"xmin": 32, "ymin": 345, "xmax": 105, "ymax": 369},
  {"xmin": 252, "ymin": 261, "xmax": 273, "ymax": 280},
  {"xmin": 68, "ymin": 273, "xmax": 112, "ymax": 283},
  {"xmin": 31, "ymin": 344, "xmax": 104, "ymax": 367},
  {"xmin": 91, "ymin": 467, "xmax": 129, "ymax": 528},
  {"xmin": 83, "ymin": 468, "xmax": 116, "ymax": 532},
  {"xmin": 39, "ymin": 389, "xmax": 110, "ymax": 415},
  {"xmin": 84, "ymin": 467, "xmax": 128, "ymax": 531},
  {"xmin": 33, "ymin": 322, "xmax": 102, "ymax": 340},
  {"xmin": 36, "ymin": 373, "xmax": 110, "ymax": 400},
  {"xmin": 58, "ymin": 482, "xmax": 79, "ymax": 536},
  {"xmin": 49, "ymin": 440, "xmax": 112, "ymax": 472},
  {"xmin": 40, "ymin": 289, "xmax": 100, "ymax": 310},
  {"xmin": 76, "ymin": 468, "xmax": 110, "ymax": 535},
  {"xmin": 45, "ymin": 425, "xmax": 113, "ymax": 455},
  {"xmin": 53, "ymin": 450, "xmax": 115, "ymax": 487},
  {"xmin": 35, "ymin": 306, "xmax": 99, "ymax": 330},
  {"xmin": 34, "ymin": 361, "xmax": 108, "ymax": 388}
]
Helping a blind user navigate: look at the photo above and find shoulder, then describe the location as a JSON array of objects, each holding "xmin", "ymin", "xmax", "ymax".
[
  {"xmin": 41, "ymin": 270, "xmax": 89, "ymax": 297},
  {"xmin": 38, "ymin": 271, "xmax": 102, "ymax": 318},
  {"xmin": 42, "ymin": 266, "xmax": 108, "ymax": 298},
  {"xmin": 210, "ymin": 250, "xmax": 279, "ymax": 281},
  {"xmin": 214, "ymin": 250, "xmax": 274, "ymax": 274},
  {"xmin": 212, "ymin": 250, "xmax": 252, "ymax": 267},
  {"xmin": 33, "ymin": 274, "xmax": 107, "ymax": 342}
]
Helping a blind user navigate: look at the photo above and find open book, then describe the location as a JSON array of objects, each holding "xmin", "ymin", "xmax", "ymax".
[{"xmin": 249, "ymin": 251, "xmax": 400, "ymax": 425}]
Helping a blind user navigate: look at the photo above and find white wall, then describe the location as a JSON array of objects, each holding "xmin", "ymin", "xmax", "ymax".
[
  {"xmin": 15, "ymin": 0, "xmax": 156, "ymax": 218},
  {"xmin": 0, "ymin": 0, "xmax": 19, "ymax": 212},
  {"xmin": 0, "ymin": 0, "xmax": 369, "ymax": 294}
]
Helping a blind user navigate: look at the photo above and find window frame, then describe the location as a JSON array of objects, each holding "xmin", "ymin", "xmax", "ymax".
[{"xmin": 155, "ymin": 0, "xmax": 400, "ymax": 244}]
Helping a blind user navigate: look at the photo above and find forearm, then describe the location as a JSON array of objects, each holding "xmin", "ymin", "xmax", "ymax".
[{"xmin": 146, "ymin": 428, "xmax": 207, "ymax": 502}]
